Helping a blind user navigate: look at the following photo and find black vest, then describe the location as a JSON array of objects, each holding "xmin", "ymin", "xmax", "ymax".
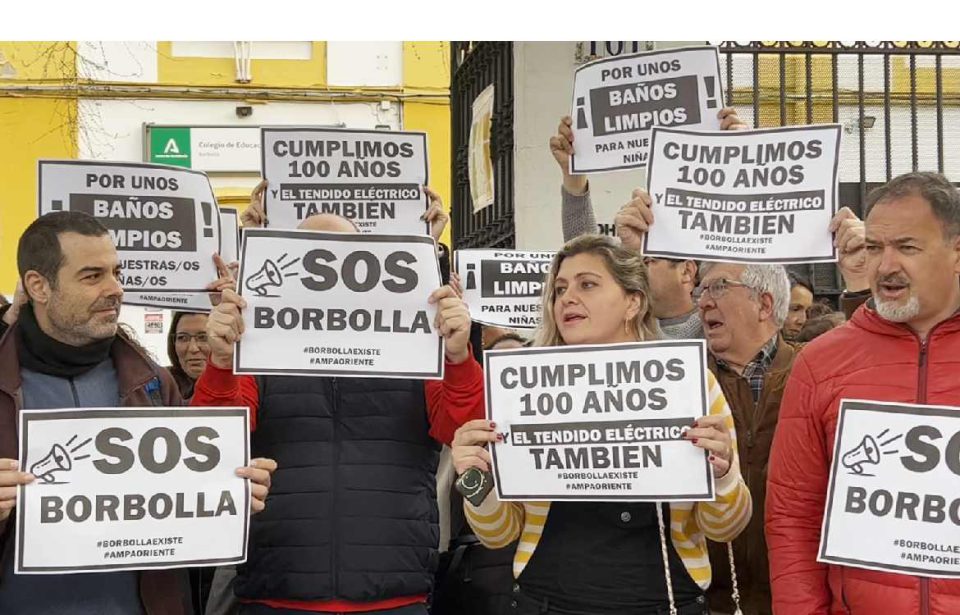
[{"xmin": 235, "ymin": 375, "xmax": 441, "ymax": 602}]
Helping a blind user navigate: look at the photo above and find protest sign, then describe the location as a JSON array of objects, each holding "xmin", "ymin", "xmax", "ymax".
[
  {"xmin": 235, "ymin": 229, "xmax": 443, "ymax": 379},
  {"xmin": 570, "ymin": 46, "xmax": 724, "ymax": 174},
  {"xmin": 124, "ymin": 208, "xmax": 241, "ymax": 312},
  {"xmin": 644, "ymin": 124, "xmax": 842, "ymax": 264},
  {"xmin": 38, "ymin": 160, "xmax": 222, "ymax": 292},
  {"xmin": 454, "ymin": 249, "xmax": 554, "ymax": 329},
  {"xmin": 818, "ymin": 400, "xmax": 960, "ymax": 578},
  {"xmin": 16, "ymin": 407, "xmax": 249, "ymax": 574},
  {"xmin": 261, "ymin": 128, "xmax": 430, "ymax": 234},
  {"xmin": 485, "ymin": 341, "xmax": 713, "ymax": 501}
]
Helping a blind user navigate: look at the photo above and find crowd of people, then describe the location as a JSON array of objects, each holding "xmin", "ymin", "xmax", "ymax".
[{"xmin": 0, "ymin": 103, "xmax": 957, "ymax": 615}]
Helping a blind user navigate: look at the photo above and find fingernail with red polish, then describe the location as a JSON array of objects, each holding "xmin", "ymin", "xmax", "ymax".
[
  {"xmin": 709, "ymin": 455, "xmax": 716, "ymax": 461},
  {"xmin": 692, "ymin": 438, "xmax": 699, "ymax": 444},
  {"xmin": 490, "ymin": 422, "xmax": 497, "ymax": 429}
]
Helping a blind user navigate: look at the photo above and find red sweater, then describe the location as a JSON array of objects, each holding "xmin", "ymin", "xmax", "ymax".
[{"xmin": 191, "ymin": 352, "xmax": 485, "ymax": 613}]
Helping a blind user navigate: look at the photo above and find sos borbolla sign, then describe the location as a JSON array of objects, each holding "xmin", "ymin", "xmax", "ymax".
[
  {"xmin": 570, "ymin": 46, "xmax": 724, "ymax": 174},
  {"xmin": 454, "ymin": 250, "xmax": 554, "ymax": 330},
  {"xmin": 819, "ymin": 400, "xmax": 960, "ymax": 578},
  {"xmin": 485, "ymin": 341, "xmax": 714, "ymax": 501},
  {"xmin": 261, "ymin": 127, "xmax": 430, "ymax": 234},
  {"xmin": 38, "ymin": 160, "xmax": 222, "ymax": 292},
  {"xmin": 123, "ymin": 208, "xmax": 241, "ymax": 313},
  {"xmin": 16, "ymin": 407, "xmax": 249, "ymax": 574},
  {"xmin": 235, "ymin": 229, "xmax": 443, "ymax": 379},
  {"xmin": 644, "ymin": 124, "xmax": 841, "ymax": 264}
]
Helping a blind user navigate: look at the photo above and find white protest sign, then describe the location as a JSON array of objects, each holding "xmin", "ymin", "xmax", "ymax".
[
  {"xmin": 261, "ymin": 128, "xmax": 430, "ymax": 234},
  {"xmin": 644, "ymin": 124, "xmax": 842, "ymax": 264},
  {"xmin": 819, "ymin": 400, "xmax": 960, "ymax": 578},
  {"xmin": 454, "ymin": 249, "xmax": 554, "ymax": 330},
  {"xmin": 38, "ymin": 160, "xmax": 222, "ymax": 292},
  {"xmin": 16, "ymin": 407, "xmax": 250, "ymax": 574},
  {"xmin": 486, "ymin": 341, "xmax": 714, "ymax": 501},
  {"xmin": 124, "ymin": 209, "xmax": 241, "ymax": 313},
  {"xmin": 570, "ymin": 46, "xmax": 724, "ymax": 174},
  {"xmin": 235, "ymin": 229, "xmax": 443, "ymax": 379}
]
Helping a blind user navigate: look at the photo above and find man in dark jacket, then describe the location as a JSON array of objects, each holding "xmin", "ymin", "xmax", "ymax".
[
  {"xmin": 0, "ymin": 211, "xmax": 274, "ymax": 614},
  {"xmin": 192, "ymin": 212, "xmax": 485, "ymax": 614}
]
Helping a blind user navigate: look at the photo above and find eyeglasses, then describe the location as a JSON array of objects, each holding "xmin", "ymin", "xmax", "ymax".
[
  {"xmin": 174, "ymin": 332, "xmax": 209, "ymax": 346},
  {"xmin": 693, "ymin": 278, "xmax": 756, "ymax": 302}
]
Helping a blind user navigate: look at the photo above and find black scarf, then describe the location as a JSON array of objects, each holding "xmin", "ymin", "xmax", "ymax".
[{"xmin": 17, "ymin": 303, "xmax": 114, "ymax": 378}]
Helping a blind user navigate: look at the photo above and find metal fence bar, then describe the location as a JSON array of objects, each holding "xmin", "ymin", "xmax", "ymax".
[{"xmin": 884, "ymin": 54, "xmax": 892, "ymax": 181}]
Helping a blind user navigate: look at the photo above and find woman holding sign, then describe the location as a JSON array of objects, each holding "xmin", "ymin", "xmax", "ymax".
[{"xmin": 453, "ymin": 235, "xmax": 751, "ymax": 615}]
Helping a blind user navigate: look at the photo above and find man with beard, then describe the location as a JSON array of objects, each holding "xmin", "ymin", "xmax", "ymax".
[
  {"xmin": 767, "ymin": 172, "xmax": 960, "ymax": 614},
  {"xmin": 0, "ymin": 211, "xmax": 274, "ymax": 614}
]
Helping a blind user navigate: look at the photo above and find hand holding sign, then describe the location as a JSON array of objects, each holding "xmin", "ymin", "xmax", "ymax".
[
  {"xmin": 718, "ymin": 106, "xmax": 749, "ymax": 131},
  {"xmin": 0, "ymin": 459, "xmax": 34, "ymax": 521},
  {"xmin": 2, "ymin": 281, "xmax": 27, "ymax": 327},
  {"xmin": 429, "ymin": 285, "xmax": 472, "ymax": 364},
  {"xmin": 550, "ymin": 116, "xmax": 589, "ymax": 196},
  {"xmin": 422, "ymin": 186, "xmax": 449, "ymax": 242},
  {"xmin": 205, "ymin": 253, "xmax": 239, "ymax": 307},
  {"xmin": 615, "ymin": 189, "xmax": 655, "ymax": 252},
  {"xmin": 683, "ymin": 414, "xmax": 733, "ymax": 478},
  {"xmin": 830, "ymin": 207, "xmax": 870, "ymax": 292},
  {"xmin": 237, "ymin": 457, "xmax": 277, "ymax": 514},
  {"xmin": 242, "ymin": 179, "xmax": 268, "ymax": 228},
  {"xmin": 208, "ymin": 288, "xmax": 247, "ymax": 368},
  {"xmin": 452, "ymin": 419, "xmax": 499, "ymax": 475}
]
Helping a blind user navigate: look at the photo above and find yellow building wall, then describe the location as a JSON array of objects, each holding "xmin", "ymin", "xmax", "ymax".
[
  {"xmin": 402, "ymin": 42, "xmax": 451, "ymax": 246},
  {"xmin": 0, "ymin": 42, "xmax": 78, "ymax": 293},
  {"xmin": 0, "ymin": 97, "xmax": 78, "ymax": 293}
]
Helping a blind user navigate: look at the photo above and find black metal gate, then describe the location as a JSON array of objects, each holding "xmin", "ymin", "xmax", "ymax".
[
  {"xmin": 450, "ymin": 42, "xmax": 515, "ymax": 249},
  {"xmin": 717, "ymin": 41, "xmax": 960, "ymax": 297}
]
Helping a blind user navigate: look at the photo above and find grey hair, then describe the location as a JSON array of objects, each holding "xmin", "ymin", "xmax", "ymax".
[{"xmin": 701, "ymin": 262, "xmax": 791, "ymax": 327}]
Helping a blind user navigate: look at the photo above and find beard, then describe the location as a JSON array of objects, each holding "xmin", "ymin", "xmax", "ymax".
[
  {"xmin": 47, "ymin": 295, "xmax": 121, "ymax": 344},
  {"xmin": 875, "ymin": 294, "xmax": 921, "ymax": 323}
]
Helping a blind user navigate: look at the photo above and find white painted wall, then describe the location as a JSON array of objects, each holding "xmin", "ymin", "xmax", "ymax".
[
  {"xmin": 77, "ymin": 41, "xmax": 158, "ymax": 83},
  {"xmin": 326, "ymin": 42, "xmax": 404, "ymax": 87},
  {"xmin": 512, "ymin": 41, "xmax": 699, "ymax": 250}
]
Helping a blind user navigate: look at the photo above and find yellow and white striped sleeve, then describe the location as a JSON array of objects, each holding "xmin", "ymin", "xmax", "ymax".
[
  {"xmin": 463, "ymin": 493, "xmax": 525, "ymax": 549},
  {"xmin": 694, "ymin": 370, "xmax": 753, "ymax": 542}
]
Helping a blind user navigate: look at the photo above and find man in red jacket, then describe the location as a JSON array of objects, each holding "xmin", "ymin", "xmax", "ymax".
[{"xmin": 766, "ymin": 171, "xmax": 960, "ymax": 614}]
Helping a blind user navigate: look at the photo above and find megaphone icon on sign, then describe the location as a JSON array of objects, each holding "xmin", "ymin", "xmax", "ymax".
[
  {"xmin": 842, "ymin": 435, "xmax": 881, "ymax": 475},
  {"xmin": 246, "ymin": 260, "xmax": 284, "ymax": 297},
  {"xmin": 30, "ymin": 444, "xmax": 72, "ymax": 484}
]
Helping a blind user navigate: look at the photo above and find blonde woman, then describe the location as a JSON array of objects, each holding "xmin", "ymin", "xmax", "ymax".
[{"xmin": 452, "ymin": 235, "xmax": 752, "ymax": 615}]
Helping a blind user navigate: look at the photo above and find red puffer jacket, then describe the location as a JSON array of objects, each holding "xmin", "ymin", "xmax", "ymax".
[{"xmin": 766, "ymin": 303, "xmax": 960, "ymax": 615}]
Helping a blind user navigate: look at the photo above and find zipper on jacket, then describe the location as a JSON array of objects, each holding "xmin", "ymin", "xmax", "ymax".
[
  {"xmin": 839, "ymin": 566, "xmax": 853, "ymax": 614},
  {"xmin": 330, "ymin": 378, "xmax": 340, "ymax": 596},
  {"xmin": 916, "ymin": 336, "xmax": 931, "ymax": 615},
  {"xmin": 69, "ymin": 378, "xmax": 80, "ymax": 407}
]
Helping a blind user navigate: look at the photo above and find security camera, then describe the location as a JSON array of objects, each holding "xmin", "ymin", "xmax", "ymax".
[{"xmin": 236, "ymin": 105, "xmax": 253, "ymax": 118}]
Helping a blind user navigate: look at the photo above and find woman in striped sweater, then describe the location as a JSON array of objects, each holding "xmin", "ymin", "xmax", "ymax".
[{"xmin": 453, "ymin": 235, "xmax": 752, "ymax": 615}]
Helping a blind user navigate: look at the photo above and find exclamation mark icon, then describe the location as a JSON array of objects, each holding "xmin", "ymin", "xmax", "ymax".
[
  {"xmin": 575, "ymin": 97, "xmax": 589, "ymax": 130},
  {"xmin": 465, "ymin": 263, "xmax": 477, "ymax": 291},
  {"xmin": 704, "ymin": 76, "xmax": 719, "ymax": 109},
  {"xmin": 200, "ymin": 202, "xmax": 213, "ymax": 238}
]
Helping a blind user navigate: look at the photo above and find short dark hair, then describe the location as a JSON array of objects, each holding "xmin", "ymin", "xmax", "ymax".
[
  {"xmin": 864, "ymin": 172, "xmax": 960, "ymax": 239},
  {"xmin": 484, "ymin": 332, "xmax": 526, "ymax": 351},
  {"xmin": 788, "ymin": 271, "xmax": 814, "ymax": 295},
  {"xmin": 18, "ymin": 211, "xmax": 109, "ymax": 289}
]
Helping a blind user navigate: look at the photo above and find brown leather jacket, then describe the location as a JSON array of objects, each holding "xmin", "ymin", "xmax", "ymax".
[
  {"xmin": 706, "ymin": 336, "xmax": 798, "ymax": 615},
  {"xmin": 0, "ymin": 324, "xmax": 193, "ymax": 615}
]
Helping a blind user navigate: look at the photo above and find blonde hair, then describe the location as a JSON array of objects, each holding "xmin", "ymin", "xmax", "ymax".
[{"xmin": 534, "ymin": 234, "xmax": 660, "ymax": 347}]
